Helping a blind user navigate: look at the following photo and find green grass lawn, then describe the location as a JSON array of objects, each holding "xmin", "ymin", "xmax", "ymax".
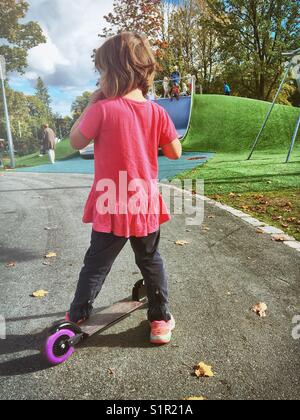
[
  {"xmin": 179, "ymin": 94, "xmax": 300, "ymax": 194},
  {"xmin": 183, "ymin": 94, "xmax": 300, "ymax": 153},
  {"xmin": 177, "ymin": 148, "xmax": 300, "ymax": 195},
  {"xmin": 179, "ymin": 95, "xmax": 300, "ymax": 239},
  {"xmin": 1, "ymin": 139, "xmax": 77, "ymax": 169},
  {"xmin": 214, "ymin": 189, "xmax": 300, "ymax": 242},
  {"xmin": 176, "ymin": 148, "xmax": 300, "ymax": 240}
]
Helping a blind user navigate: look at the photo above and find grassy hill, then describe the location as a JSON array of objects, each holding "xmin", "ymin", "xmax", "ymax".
[
  {"xmin": 183, "ymin": 94, "xmax": 300, "ymax": 153},
  {"xmin": 179, "ymin": 95, "xmax": 300, "ymax": 240}
]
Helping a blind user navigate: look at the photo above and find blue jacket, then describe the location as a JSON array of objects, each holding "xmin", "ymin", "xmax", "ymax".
[{"xmin": 224, "ymin": 84, "xmax": 231, "ymax": 94}]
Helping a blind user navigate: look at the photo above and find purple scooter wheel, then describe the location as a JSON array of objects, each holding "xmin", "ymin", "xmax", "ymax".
[{"xmin": 45, "ymin": 329, "xmax": 75, "ymax": 365}]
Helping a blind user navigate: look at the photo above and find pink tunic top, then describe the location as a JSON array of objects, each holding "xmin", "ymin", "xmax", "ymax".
[{"xmin": 79, "ymin": 97, "xmax": 178, "ymax": 238}]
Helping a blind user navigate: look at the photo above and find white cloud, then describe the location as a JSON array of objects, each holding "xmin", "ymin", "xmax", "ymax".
[
  {"xmin": 28, "ymin": 28, "xmax": 70, "ymax": 75},
  {"xmin": 25, "ymin": 0, "xmax": 114, "ymax": 89}
]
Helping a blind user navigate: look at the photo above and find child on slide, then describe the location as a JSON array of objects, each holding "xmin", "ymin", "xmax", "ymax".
[
  {"xmin": 171, "ymin": 84, "xmax": 180, "ymax": 101},
  {"xmin": 67, "ymin": 32, "xmax": 182, "ymax": 345}
]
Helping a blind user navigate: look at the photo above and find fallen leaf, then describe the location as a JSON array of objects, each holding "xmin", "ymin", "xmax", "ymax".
[
  {"xmin": 175, "ymin": 240, "xmax": 190, "ymax": 246},
  {"xmin": 31, "ymin": 290, "xmax": 49, "ymax": 298},
  {"xmin": 194, "ymin": 362, "xmax": 214, "ymax": 378},
  {"xmin": 281, "ymin": 223, "xmax": 289, "ymax": 228},
  {"xmin": 208, "ymin": 215, "xmax": 215, "ymax": 219},
  {"xmin": 184, "ymin": 396, "xmax": 206, "ymax": 400},
  {"xmin": 252, "ymin": 302, "xmax": 268, "ymax": 318},
  {"xmin": 107, "ymin": 368, "xmax": 115, "ymax": 376},
  {"xmin": 5, "ymin": 261, "xmax": 16, "ymax": 268},
  {"xmin": 256, "ymin": 229, "xmax": 265, "ymax": 234},
  {"xmin": 272, "ymin": 234, "xmax": 293, "ymax": 242},
  {"xmin": 45, "ymin": 252, "xmax": 57, "ymax": 259}
]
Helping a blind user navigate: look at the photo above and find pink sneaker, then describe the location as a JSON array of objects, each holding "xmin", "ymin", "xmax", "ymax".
[{"xmin": 150, "ymin": 316, "xmax": 176, "ymax": 345}]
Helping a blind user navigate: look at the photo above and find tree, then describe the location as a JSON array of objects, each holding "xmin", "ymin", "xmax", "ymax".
[
  {"xmin": 53, "ymin": 114, "xmax": 73, "ymax": 139},
  {"xmin": 0, "ymin": 82, "xmax": 58, "ymax": 156},
  {"xmin": 71, "ymin": 92, "xmax": 92, "ymax": 121},
  {"xmin": 206, "ymin": 0, "xmax": 300, "ymax": 100},
  {"xmin": 35, "ymin": 77, "xmax": 52, "ymax": 113},
  {"xmin": 0, "ymin": 83, "xmax": 40, "ymax": 155},
  {"xmin": 0, "ymin": 0, "xmax": 46, "ymax": 73},
  {"xmin": 163, "ymin": 0, "xmax": 219, "ymax": 91},
  {"xmin": 99, "ymin": 0, "xmax": 163, "ymax": 43}
]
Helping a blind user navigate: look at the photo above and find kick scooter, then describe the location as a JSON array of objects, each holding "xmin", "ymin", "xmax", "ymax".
[{"xmin": 44, "ymin": 280, "xmax": 147, "ymax": 365}]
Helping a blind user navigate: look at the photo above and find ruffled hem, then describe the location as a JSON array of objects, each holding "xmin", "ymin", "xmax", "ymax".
[{"xmin": 82, "ymin": 188, "xmax": 171, "ymax": 238}]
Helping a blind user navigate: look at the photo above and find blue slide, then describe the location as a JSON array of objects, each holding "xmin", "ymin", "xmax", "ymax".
[
  {"xmin": 80, "ymin": 95, "xmax": 193, "ymax": 158},
  {"xmin": 154, "ymin": 96, "xmax": 193, "ymax": 139}
]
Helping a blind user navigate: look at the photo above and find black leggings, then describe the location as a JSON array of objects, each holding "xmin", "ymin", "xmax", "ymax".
[{"xmin": 69, "ymin": 230, "xmax": 171, "ymax": 323}]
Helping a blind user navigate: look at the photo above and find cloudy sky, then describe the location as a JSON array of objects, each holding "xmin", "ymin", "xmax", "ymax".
[{"xmin": 10, "ymin": 0, "xmax": 114, "ymax": 116}]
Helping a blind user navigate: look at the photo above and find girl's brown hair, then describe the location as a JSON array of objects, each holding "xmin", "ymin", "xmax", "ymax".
[{"xmin": 95, "ymin": 32, "xmax": 157, "ymax": 98}]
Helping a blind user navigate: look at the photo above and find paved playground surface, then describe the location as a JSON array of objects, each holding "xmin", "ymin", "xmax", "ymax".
[
  {"xmin": 15, "ymin": 152, "xmax": 214, "ymax": 180},
  {"xmin": 0, "ymin": 172, "xmax": 299, "ymax": 400}
]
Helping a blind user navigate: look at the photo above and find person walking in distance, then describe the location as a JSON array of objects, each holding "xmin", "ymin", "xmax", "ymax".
[{"xmin": 43, "ymin": 124, "xmax": 56, "ymax": 164}]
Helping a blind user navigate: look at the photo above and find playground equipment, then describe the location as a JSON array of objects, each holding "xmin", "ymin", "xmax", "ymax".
[
  {"xmin": 80, "ymin": 75, "xmax": 196, "ymax": 159},
  {"xmin": 153, "ymin": 75, "xmax": 196, "ymax": 139},
  {"xmin": 248, "ymin": 48, "xmax": 300, "ymax": 163},
  {"xmin": 0, "ymin": 55, "xmax": 15, "ymax": 168}
]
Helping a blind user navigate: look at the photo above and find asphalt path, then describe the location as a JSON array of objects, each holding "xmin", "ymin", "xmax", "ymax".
[{"xmin": 0, "ymin": 172, "xmax": 299, "ymax": 400}]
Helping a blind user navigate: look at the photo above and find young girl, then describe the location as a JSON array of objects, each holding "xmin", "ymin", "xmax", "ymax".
[{"xmin": 68, "ymin": 32, "xmax": 182, "ymax": 345}]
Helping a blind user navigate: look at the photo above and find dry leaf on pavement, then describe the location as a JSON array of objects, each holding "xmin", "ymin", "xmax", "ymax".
[
  {"xmin": 31, "ymin": 290, "xmax": 49, "ymax": 298},
  {"xmin": 5, "ymin": 261, "xmax": 16, "ymax": 268},
  {"xmin": 252, "ymin": 302, "xmax": 268, "ymax": 318},
  {"xmin": 272, "ymin": 234, "xmax": 293, "ymax": 242},
  {"xmin": 175, "ymin": 240, "xmax": 190, "ymax": 246},
  {"xmin": 194, "ymin": 362, "xmax": 214, "ymax": 378},
  {"xmin": 45, "ymin": 252, "xmax": 57, "ymax": 258},
  {"xmin": 256, "ymin": 229, "xmax": 265, "ymax": 234}
]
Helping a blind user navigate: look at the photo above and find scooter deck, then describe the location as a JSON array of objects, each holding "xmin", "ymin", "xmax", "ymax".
[{"xmin": 80, "ymin": 298, "xmax": 147, "ymax": 337}]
